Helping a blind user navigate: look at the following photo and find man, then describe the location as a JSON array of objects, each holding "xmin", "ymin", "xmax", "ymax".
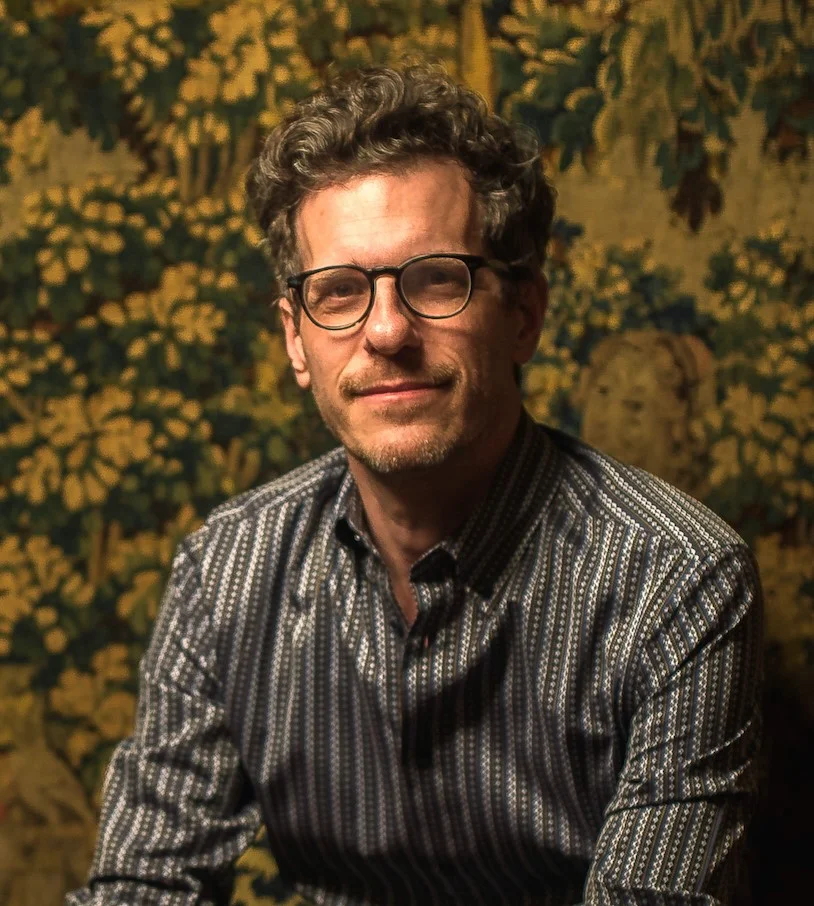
[{"xmin": 67, "ymin": 65, "xmax": 762, "ymax": 905}]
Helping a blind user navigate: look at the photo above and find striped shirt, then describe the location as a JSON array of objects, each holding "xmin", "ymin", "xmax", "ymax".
[{"xmin": 67, "ymin": 411, "xmax": 763, "ymax": 905}]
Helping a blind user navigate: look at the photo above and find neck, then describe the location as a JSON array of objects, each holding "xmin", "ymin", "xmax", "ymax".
[{"xmin": 348, "ymin": 405, "xmax": 524, "ymax": 582}]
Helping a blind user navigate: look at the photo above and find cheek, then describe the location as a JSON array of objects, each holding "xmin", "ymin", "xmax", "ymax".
[
  {"xmin": 469, "ymin": 322, "xmax": 519, "ymax": 383},
  {"xmin": 450, "ymin": 343, "xmax": 514, "ymax": 409},
  {"xmin": 302, "ymin": 336, "xmax": 347, "ymax": 382}
]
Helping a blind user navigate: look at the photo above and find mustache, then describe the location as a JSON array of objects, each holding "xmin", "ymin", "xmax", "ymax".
[{"xmin": 341, "ymin": 362, "xmax": 458, "ymax": 397}]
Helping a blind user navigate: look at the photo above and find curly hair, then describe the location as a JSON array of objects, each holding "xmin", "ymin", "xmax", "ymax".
[{"xmin": 245, "ymin": 63, "xmax": 556, "ymax": 301}]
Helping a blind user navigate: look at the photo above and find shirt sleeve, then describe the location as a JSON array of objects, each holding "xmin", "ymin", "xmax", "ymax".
[
  {"xmin": 583, "ymin": 542, "xmax": 764, "ymax": 906},
  {"xmin": 65, "ymin": 537, "xmax": 262, "ymax": 906}
]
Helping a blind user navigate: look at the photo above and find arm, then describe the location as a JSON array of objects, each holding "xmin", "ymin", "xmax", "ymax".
[
  {"xmin": 584, "ymin": 543, "xmax": 763, "ymax": 905},
  {"xmin": 66, "ymin": 538, "xmax": 262, "ymax": 906}
]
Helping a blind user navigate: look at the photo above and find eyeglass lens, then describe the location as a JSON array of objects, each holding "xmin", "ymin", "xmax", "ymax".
[{"xmin": 302, "ymin": 257, "xmax": 472, "ymax": 328}]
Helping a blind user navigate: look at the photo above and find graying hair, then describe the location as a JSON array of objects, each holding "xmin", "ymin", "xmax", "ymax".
[{"xmin": 245, "ymin": 63, "xmax": 556, "ymax": 301}]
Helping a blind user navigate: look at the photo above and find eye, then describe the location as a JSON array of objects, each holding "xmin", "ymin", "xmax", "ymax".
[
  {"xmin": 426, "ymin": 268, "xmax": 455, "ymax": 285},
  {"xmin": 327, "ymin": 280, "xmax": 359, "ymax": 298},
  {"xmin": 306, "ymin": 269, "xmax": 368, "ymax": 307},
  {"xmin": 403, "ymin": 258, "xmax": 470, "ymax": 303},
  {"xmin": 322, "ymin": 274, "xmax": 367, "ymax": 298}
]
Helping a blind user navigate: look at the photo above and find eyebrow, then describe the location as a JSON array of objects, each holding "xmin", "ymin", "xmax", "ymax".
[{"xmin": 340, "ymin": 250, "xmax": 472, "ymax": 269}]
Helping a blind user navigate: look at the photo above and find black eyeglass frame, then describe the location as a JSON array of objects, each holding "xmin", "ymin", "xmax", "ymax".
[{"xmin": 285, "ymin": 253, "xmax": 533, "ymax": 331}]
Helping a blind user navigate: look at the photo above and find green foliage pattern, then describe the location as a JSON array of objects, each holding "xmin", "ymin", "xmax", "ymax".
[{"xmin": 0, "ymin": 1, "xmax": 811, "ymax": 903}]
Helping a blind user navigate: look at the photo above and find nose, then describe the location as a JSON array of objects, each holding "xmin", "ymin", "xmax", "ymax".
[{"xmin": 362, "ymin": 274, "xmax": 421, "ymax": 355}]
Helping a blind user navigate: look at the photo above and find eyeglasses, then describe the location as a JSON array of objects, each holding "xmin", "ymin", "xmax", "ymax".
[{"xmin": 286, "ymin": 253, "xmax": 532, "ymax": 330}]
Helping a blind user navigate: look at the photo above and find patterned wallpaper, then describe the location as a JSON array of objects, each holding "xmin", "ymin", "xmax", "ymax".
[{"xmin": 0, "ymin": 1, "xmax": 812, "ymax": 903}]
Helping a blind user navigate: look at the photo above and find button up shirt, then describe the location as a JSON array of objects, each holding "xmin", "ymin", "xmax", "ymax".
[{"xmin": 67, "ymin": 412, "xmax": 763, "ymax": 905}]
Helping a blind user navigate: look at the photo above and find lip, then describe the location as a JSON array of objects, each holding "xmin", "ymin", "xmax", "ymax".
[{"xmin": 355, "ymin": 382, "xmax": 445, "ymax": 399}]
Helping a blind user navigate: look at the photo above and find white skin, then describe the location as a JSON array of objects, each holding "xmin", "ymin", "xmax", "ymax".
[{"xmin": 280, "ymin": 160, "xmax": 546, "ymax": 624}]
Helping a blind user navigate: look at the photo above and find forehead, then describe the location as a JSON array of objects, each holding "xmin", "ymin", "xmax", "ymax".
[{"xmin": 295, "ymin": 159, "xmax": 483, "ymax": 269}]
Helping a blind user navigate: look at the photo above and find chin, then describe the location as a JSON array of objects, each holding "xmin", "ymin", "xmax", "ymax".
[{"xmin": 345, "ymin": 426, "xmax": 461, "ymax": 475}]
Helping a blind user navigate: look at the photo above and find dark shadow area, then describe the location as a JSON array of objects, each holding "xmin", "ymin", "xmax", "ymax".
[{"xmin": 750, "ymin": 656, "xmax": 814, "ymax": 904}]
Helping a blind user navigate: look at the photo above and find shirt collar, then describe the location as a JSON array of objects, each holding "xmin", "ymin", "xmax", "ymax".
[
  {"xmin": 332, "ymin": 469, "xmax": 369, "ymax": 554},
  {"xmin": 445, "ymin": 409, "xmax": 561, "ymax": 596},
  {"xmin": 332, "ymin": 409, "xmax": 562, "ymax": 596}
]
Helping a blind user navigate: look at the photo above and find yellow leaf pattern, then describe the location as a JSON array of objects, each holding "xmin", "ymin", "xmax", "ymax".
[{"xmin": 1, "ymin": 2, "xmax": 812, "ymax": 903}]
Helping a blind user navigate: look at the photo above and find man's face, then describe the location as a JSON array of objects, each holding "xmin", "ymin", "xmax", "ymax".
[{"xmin": 279, "ymin": 160, "xmax": 544, "ymax": 475}]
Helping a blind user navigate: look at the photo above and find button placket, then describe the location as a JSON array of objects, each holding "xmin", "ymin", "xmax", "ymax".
[{"xmin": 398, "ymin": 573, "xmax": 457, "ymax": 771}]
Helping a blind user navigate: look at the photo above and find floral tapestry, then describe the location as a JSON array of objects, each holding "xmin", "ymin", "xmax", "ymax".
[{"xmin": 0, "ymin": 1, "xmax": 812, "ymax": 904}]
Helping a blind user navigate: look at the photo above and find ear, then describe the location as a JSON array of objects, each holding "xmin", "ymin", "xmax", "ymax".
[
  {"xmin": 278, "ymin": 296, "xmax": 311, "ymax": 390},
  {"xmin": 512, "ymin": 271, "xmax": 547, "ymax": 365}
]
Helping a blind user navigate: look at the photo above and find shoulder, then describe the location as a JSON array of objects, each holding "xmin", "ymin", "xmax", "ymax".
[
  {"xmin": 182, "ymin": 446, "xmax": 348, "ymax": 569},
  {"xmin": 540, "ymin": 428, "xmax": 762, "ymax": 682},
  {"xmin": 543, "ymin": 425, "xmax": 747, "ymax": 560},
  {"xmin": 146, "ymin": 449, "xmax": 349, "ymax": 678}
]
